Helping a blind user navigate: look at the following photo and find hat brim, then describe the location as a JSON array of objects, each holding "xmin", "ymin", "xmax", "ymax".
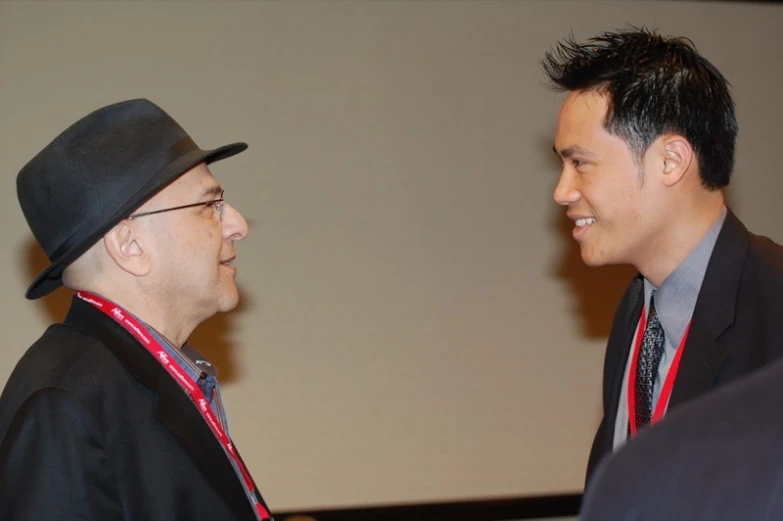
[{"xmin": 25, "ymin": 141, "xmax": 247, "ymax": 300}]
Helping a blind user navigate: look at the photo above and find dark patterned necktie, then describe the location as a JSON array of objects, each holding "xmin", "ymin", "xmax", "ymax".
[{"xmin": 634, "ymin": 292, "xmax": 665, "ymax": 430}]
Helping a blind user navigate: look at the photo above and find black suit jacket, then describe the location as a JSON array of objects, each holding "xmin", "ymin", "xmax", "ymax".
[
  {"xmin": 0, "ymin": 296, "xmax": 271, "ymax": 521},
  {"xmin": 581, "ymin": 355, "xmax": 783, "ymax": 521},
  {"xmin": 586, "ymin": 210, "xmax": 783, "ymax": 483}
]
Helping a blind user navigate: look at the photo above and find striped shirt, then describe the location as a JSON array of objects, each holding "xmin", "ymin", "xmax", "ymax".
[{"xmin": 144, "ymin": 325, "xmax": 230, "ymax": 434}]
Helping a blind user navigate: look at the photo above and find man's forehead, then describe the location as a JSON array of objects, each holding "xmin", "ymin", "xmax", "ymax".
[
  {"xmin": 560, "ymin": 90, "xmax": 609, "ymax": 121},
  {"xmin": 555, "ymin": 91, "xmax": 611, "ymax": 146},
  {"xmin": 141, "ymin": 163, "xmax": 219, "ymax": 206},
  {"xmin": 167, "ymin": 163, "xmax": 218, "ymax": 190}
]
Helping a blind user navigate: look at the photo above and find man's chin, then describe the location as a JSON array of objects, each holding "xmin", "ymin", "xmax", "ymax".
[
  {"xmin": 216, "ymin": 287, "xmax": 241, "ymax": 313},
  {"xmin": 580, "ymin": 248, "xmax": 607, "ymax": 268},
  {"xmin": 580, "ymin": 249, "xmax": 628, "ymax": 269}
]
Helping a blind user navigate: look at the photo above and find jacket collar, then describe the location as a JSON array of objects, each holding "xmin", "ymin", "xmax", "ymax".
[{"xmin": 668, "ymin": 209, "xmax": 748, "ymax": 405}]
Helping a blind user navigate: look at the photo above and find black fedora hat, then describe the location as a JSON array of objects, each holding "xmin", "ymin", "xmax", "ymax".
[{"xmin": 17, "ymin": 98, "xmax": 247, "ymax": 300}]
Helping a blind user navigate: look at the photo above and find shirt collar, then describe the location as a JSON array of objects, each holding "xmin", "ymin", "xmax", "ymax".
[{"xmin": 129, "ymin": 315, "xmax": 219, "ymax": 379}]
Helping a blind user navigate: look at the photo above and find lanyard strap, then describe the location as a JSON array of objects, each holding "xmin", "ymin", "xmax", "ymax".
[
  {"xmin": 76, "ymin": 292, "xmax": 271, "ymax": 521},
  {"xmin": 627, "ymin": 305, "xmax": 691, "ymax": 438}
]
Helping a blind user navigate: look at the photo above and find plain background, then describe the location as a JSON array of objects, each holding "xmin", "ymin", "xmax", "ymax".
[{"xmin": 1, "ymin": 0, "xmax": 781, "ymax": 512}]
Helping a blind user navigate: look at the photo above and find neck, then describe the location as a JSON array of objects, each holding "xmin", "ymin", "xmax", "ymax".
[
  {"xmin": 135, "ymin": 308, "xmax": 193, "ymax": 348},
  {"xmin": 86, "ymin": 289, "xmax": 196, "ymax": 348},
  {"xmin": 636, "ymin": 194, "xmax": 724, "ymax": 288}
]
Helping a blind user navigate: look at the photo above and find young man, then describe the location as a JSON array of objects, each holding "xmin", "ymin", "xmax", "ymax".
[
  {"xmin": 0, "ymin": 99, "xmax": 271, "ymax": 520},
  {"xmin": 542, "ymin": 27, "xmax": 783, "ymax": 483}
]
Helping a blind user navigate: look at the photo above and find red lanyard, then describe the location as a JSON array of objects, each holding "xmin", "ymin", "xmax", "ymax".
[
  {"xmin": 627, "ymin": 304, "xmax": 691, "ymax": 438},
  {"xmin": 76, "ymin": 292, "xmax": 271, "ymax": 521}
]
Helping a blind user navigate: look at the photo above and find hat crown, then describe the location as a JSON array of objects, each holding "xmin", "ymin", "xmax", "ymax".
[{"xmin": 17, "ymin": 99, "xmax": 189, "ymax": 259}]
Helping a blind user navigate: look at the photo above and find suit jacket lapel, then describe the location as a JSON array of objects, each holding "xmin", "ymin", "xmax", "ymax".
[
  {"xmin": 668, "ymin": 210, "xmax": 749, "ymax": 406},
  {"xmin": 234, "ymin": 444, "xmax": 273, "ymax": 515},
  {"xmin": 64, "ymin": 297, "xmax": 258, "ymax": 521},
  {"xmin": 604, "ymin": 275, "xmax": 644, "ymax": 440},
  {"xmin": 155, "ymin": 376, "xmax": 258, "ymax": 521}
]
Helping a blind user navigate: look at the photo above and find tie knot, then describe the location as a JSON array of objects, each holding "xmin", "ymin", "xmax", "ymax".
[{"xmin": 649, "ymin": 290, "xmax": 658, "ymax": 317}]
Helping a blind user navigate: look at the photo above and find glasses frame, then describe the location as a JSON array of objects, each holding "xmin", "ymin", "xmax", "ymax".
[{"xmin": 128, "ymin": 190, "xmax": 225, "ymax": 221}]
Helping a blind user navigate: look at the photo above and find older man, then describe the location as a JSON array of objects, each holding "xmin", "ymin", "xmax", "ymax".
[{"xmin": 0, "ymin": 99, "xmax": 271, "ymax": 521}]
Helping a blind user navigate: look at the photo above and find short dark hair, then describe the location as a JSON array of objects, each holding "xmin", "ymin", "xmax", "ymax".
[{"xmin": 541, "ymin": 27, "xmax": 737, "ymax": 189}]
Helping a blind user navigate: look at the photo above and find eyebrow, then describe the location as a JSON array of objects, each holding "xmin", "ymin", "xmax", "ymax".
[
  {"xmin": 553, "ymin": 145, "xmax": 595, "ymax": 159},
  {"xmin": 200, "ymin": 185, "xmax": 224, "ymax": 198}
]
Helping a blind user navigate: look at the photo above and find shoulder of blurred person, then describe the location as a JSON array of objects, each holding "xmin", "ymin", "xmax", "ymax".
[{"xmin": 581, "ymin": 356, "xmax": 783, "ymax": 521}]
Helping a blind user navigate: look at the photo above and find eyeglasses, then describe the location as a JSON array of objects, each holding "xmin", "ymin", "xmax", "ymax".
[{"xmin": 128, "ymin": 190, "xmax": 226, "ymax": 221}]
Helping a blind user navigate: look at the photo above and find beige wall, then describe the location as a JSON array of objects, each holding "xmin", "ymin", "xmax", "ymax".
[{"xmin": 1, "ymin": 0, "xmax": 781, "ymax": 512}]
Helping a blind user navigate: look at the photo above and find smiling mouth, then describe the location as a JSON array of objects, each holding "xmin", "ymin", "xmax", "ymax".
[{"xmin": 575, "ymin": 218, "xmax": 596, "ymax": 228}]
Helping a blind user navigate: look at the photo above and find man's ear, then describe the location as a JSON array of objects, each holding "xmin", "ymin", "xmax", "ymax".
[
  {"xmin": 103, "ymin": 221, "xmax": 151, "ymax": 276},
  {"xmin": 659, "ymin": 135, "xmax": 694, "ymax": 188}
]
